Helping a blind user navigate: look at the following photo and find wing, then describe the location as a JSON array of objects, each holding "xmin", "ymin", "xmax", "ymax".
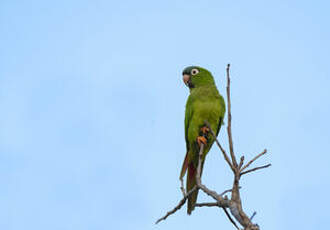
[
  {"xmin": 215, "ymin": 117, "xmax": 223, "ymax": 136},
  {"xmin": 180, "ymin": 97, "xmax": 193, "ymax": 179},
  {"xmin": 184, "ymin": 96, "xmax": 194, "ymax": 151},
  {"xmin": 215, "ymin": 94, "xmax": 226, "ymax": 136}
]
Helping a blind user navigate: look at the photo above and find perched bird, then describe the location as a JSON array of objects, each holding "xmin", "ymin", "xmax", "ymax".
[{"xmin": 180, "ymin": 66, "xmax": 226, "ymax": 215}]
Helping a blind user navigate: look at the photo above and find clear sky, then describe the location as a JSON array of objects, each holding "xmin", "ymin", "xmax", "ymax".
[{"xmin": 1, "ymin": 0, "xmax": 330, "ymax": 229}]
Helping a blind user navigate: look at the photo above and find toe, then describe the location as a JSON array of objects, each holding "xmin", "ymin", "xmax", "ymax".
[{"xmin": 197, "ymin": 136, "xmax": 207, "ymax": 146}]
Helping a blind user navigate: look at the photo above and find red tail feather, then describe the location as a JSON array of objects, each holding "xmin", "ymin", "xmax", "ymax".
[{"xmin": 187, "ymin": 163, "xmax": 198, "ymax": 215}]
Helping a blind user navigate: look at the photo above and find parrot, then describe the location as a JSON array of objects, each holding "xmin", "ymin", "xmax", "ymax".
[{"xmin": 180, "ymin": 66, "xmax": 226, "ymax": 215}]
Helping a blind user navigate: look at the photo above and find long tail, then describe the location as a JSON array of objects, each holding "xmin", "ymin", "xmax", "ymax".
[
  {"xmin": 181, "ymin": 152, "xmax": 205, "ymax": 215},
  {"xmin": 180, "ymin": 152, "xmax": 189, "ymax": 180},
  {"xmin": 187, "ymin": 160, "xmax": 205, "ymax": 215},
  {"xmin": 187, "ymin": 162, "xmax": 198, "ymax": 215}
]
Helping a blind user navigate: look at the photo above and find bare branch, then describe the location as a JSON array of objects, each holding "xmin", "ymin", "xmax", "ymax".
[
  {"xmin": 241, "ymin": 164, "xmax": 271, "ymax": 176},
  {"xmin": 224, "ymin": 207, "xmax": 241, "ymax": 230},
  {"xmin": 240, "ymin": 149, "xmax": 267, "ymax": 173},
  {"xmin": 155, "ymin": 186, "xmax": 198, "ymax": 224},
  {"xmin": 195, "ymin": 202, "xmax": 240, "ymax": 230},
  {"xmin": 250, "ymin": 212, "xmax": 257, "ymax": 221},
  {"xmin": 239, "ymin": 156, "xmax": 245, "ymax": 169},
  {"xmin": 195, "ymin": 202, "xmax": 219, "ymax": 207},
  {"xmin": 195, "ymin": 142, "xmax": 240, "ymax": 230},
  {"xmin": 226, "ymin": 64, "xmax": 238, "ymax": 168},
  {"xmin": 180, "ymin": 177, "xmax": 186, "ymax": 196},
  {"xmin": 196, "ymin": 142, "xmax": 204, "ymax": 186},
  {"xmin": 205, "ymin": 121, "xmax": 235, "ymax": 172},
  {"xmin": 220, "ymin": 186, "xmax": 241, "ymax": 196},
  {"xmin": 224, "ymin": 64, "xmax": 262, "ymax": 230},
  {"xmin": 195, "ymin": 140, "xmax": 235, "ymax": 230},
  {"xmin": 199, "ymin": 184, "xmax": 229, "ymax": 205},
  {"xmin": 196, "ymin": 142, "xmax": 228, "ymax": 205}
]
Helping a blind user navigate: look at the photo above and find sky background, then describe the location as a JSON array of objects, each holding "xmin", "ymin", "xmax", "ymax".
[{"xmin": 1, "ymin": 0, "xmax": 330, "ymax": 229}]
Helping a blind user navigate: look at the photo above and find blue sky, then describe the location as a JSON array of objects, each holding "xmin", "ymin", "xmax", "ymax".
[{"xmin": 1, "ymin": 0, "xmax": 330, "ymax": 229}]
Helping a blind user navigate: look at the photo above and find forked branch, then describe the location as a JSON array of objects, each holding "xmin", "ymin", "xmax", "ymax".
[{"xmin": 155, "ymin": 186, "xmax": 198, "ymax": 224}]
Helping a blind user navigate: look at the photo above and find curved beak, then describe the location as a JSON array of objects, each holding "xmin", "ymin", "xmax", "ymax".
[{"xmin": 183, "ymin": 74, "xmax": 190, "ymax": 86}]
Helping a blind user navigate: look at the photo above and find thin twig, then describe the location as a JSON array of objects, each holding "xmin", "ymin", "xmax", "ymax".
[
  {"xmin": 225, "ymin": 64, "xmax": 261, "ymax": 230},
  {"xmin": 240, "ymin": 149, "xmax": 267, "ymax": 173},
  {"xmin": 196, "ymin": 143, "xmax": 204, "ymax": 186},
  {"xmin": 241, "ymin": 164, "xmax": 271, "ymax": 176},
  {"xmin": 195, "ymin": 202, "xmax": 219, "ymax": 207},
  {"xmin": 224, "ymin": 207, "xmax": 241, "ymax": 230},
  {"xmin": 195, "ymin": 142, "xmax": 228, "ymax": 206},
  {"xmin": 220, "ymin": 186, "xmax": 242, "ymax": 196},
  {"xmin": 226, "ymin": 64, "xmax": 238, "ymax": 167},
  {"xmin": 155, "ymin": 186, "xmax": 198, "ymax": 224},
  {"xmin": 205, "ymin": 121, "xmax": 235, "ymax": 172},
  {"xmin": 195, "ymin": 202, "xmax": 240, "ymax": 230},
  {"xmin": 239, "ymin": 156, "xmax": 245, "ymax": 169},
  {"xmin": 250, "ymin": 212, "xmax": 257, "ymax": 221},
  {"xmin": 180, "ymin": 177, "xmax": 186, "ymax": 196}
]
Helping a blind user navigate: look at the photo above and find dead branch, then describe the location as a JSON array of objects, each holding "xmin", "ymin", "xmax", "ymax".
[
  {"xmin": 195, "ymin": 143, "xmax": 228, "ymax": 206},
  {"xmin": 195, "ymin": 203, "xmax": 240, "ymax": 230},
  {"xmin": 180, "ymin": 177, "xmax": 186, "ymax": 196},
  {"xmin": 196, "ymin": 143, "xmax": 240, "ymax": 230},
  {"xmin": 250, "ymin": 212, "xmax": 257, "ymax": 221},
  {"xmin": 240, "ymin": 164, "xmax": 272, "ymax": 176},
  {"xmin": 155, "ymin": 186, "xmax": 198, "ymax": 224},
  {"xmin": 195, "ymin": 202, "xmax": 219, "ymax": 207},
  {"xmin": 224, "ymin": 208, "xmax": 241, "ymax": 230},
  {"xmin": 205, "ymin": 121, "xmax": 234, "ymax": 172},
  {"xmin": 240, "ymin": 149, "xmax": 267, "ymax": 173},
  {"xmin": 226, "ymin": 64, "xmax": 238, "ymax": 168},
  {"xmin": 220, "ymin": 187, "xmax": 241, "ymax": 196},
  {"xmin": 238, "ymin": 156, "xmax": 245, "ymax": 169}
]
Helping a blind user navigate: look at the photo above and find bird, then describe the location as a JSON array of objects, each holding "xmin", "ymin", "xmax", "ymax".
[{"xmin": 180, "ymin": 66, "xmax": 226, "ymax": 215}]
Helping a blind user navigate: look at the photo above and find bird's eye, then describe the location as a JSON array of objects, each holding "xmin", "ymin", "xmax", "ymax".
[{"xmin": 191, "ymin": 68, "xmax": 199, "ymax": 75}]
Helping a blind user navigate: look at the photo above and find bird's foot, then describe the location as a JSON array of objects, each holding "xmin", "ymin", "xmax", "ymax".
[
  {"xmin": 200, "ymin": 126, "xmax": 210, "ymax": 135},
  {"xmin": 197, "ymin": 136, "xmax": 207, "ymax": 146}
]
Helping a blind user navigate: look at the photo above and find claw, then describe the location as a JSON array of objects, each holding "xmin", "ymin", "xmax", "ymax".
[
  {"xmin": 200, "ymin": 126, "xmax": 210, "ymax": 134},
  {"xmin": 197, "ymin": 136, "xmax": 207, "ymax": 146}
]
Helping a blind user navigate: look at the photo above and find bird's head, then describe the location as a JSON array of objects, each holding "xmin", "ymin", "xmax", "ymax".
[{"xmin": 182, "ymin": 66, "xmax": 215, "ymax": 89}]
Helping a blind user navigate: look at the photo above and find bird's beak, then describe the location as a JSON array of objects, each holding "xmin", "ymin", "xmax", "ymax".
[{"xmin": 183, "ymin": 74, "xmax": 190, "ymax": 87}]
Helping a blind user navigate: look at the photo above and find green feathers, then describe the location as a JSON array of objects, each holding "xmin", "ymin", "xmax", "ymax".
[
  {"xmin": 180, "ymin": 66, "xmax": 226, "ymax": 214},
  {"xmin": 182, "ymin": 66, "xmax": 216, "ymax": 88}
]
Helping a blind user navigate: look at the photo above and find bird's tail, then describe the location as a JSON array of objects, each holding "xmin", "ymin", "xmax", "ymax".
[
  {"xmin": 180, "ymin": 152, "xmax": 189, "ymax": 180},
  {"xmin": 187, "ymin": 161, "xmax": 204, "ymax": 215},
  {"xmin": 187, "ymin": 162, "xmax": 198, "ymax": 215}
]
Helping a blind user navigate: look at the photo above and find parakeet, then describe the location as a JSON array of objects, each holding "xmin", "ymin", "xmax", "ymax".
[{"xmin": 180, "ymin": 66, "xmax": 226, "ymax": 215}]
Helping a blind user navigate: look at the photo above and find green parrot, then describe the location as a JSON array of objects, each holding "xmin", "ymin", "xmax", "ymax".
[{"xmin": 180, "ymin": 66, "xmax": 226, "ymax": 215}]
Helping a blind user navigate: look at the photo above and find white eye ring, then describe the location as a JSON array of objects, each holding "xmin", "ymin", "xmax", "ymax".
[{"xmin": 191, "ymin": 68, "xmax": 199, "ymax": 75}]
